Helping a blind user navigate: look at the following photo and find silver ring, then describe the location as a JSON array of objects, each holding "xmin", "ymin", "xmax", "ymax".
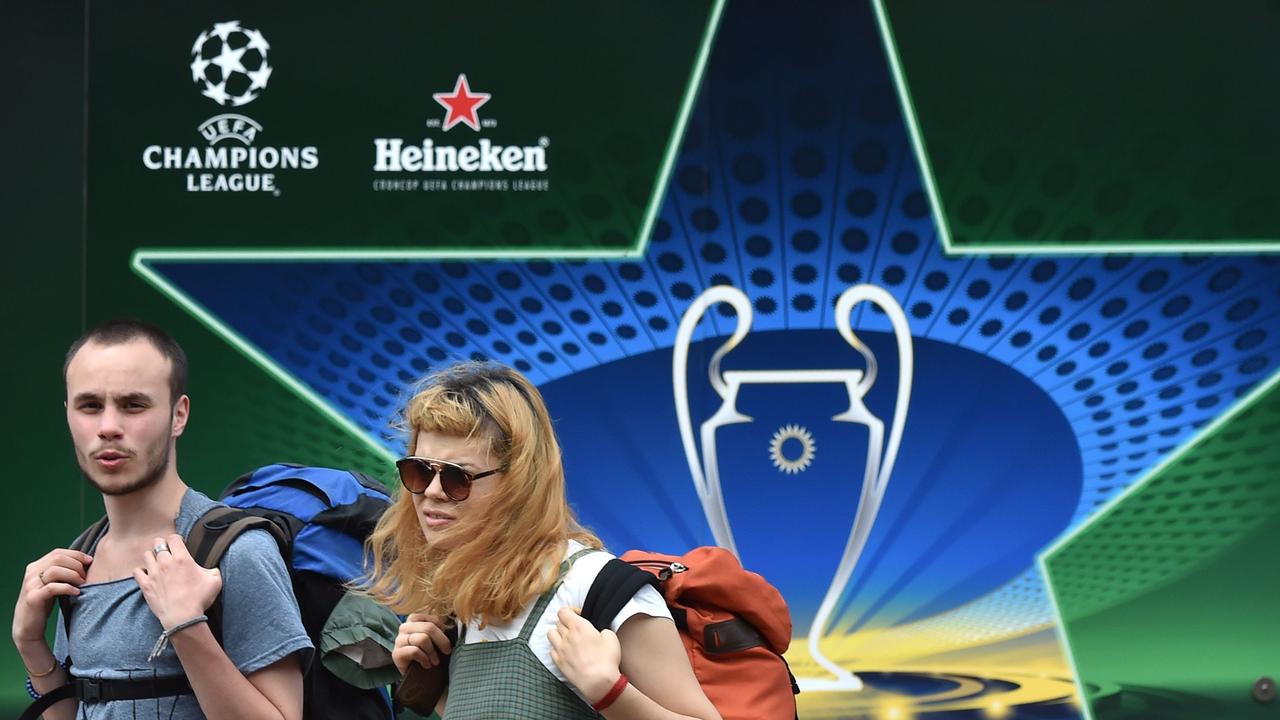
[{"xmin": 152, "ymin": 542, "xmax": 171, "ymax": 556}]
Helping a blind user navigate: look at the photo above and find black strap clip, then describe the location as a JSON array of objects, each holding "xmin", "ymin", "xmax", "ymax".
[{"xmin": 78, "ymin": 678, "xmax": 104, "ymax": 704}]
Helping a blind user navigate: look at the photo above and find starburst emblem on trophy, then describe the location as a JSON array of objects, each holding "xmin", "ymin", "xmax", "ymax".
[{"xmin": 770, "ymin": 425, "xmax": 816, "ymax": 475}]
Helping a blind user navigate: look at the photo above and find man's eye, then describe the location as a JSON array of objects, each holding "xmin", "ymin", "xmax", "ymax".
[
  {"xmin": 126, "ymin": 402, "xmax": 148, "ymax": 411},
  {"xmin": 79, "ymin": 403, "xmax": 102, "ymax": 412}
]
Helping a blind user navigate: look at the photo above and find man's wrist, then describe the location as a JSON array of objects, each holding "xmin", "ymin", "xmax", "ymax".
[
  {"xmin": 156, "ymin": 607, "xmax": 206, "ymax": 631},
  {"xmin": 14, "ymin": 640, "xmax": 60, "ymax": 681},
  {"xmin": 14, "ymin": 637, "xmax": 54, "ymax": 662},
  {"xmin": 149, "ymin": 614, "xmax": 210, "ymax": 662}
]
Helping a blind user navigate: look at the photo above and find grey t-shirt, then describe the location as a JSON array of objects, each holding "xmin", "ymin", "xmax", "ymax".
[{"xmin": 52, "ymin": 489, "xmax": 313, "ymax": 719}]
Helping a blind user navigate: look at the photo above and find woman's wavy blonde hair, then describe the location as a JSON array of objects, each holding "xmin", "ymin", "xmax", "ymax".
[{"xmin": 363, "ymin": 361, "xmax": 601, "ymax": 625}]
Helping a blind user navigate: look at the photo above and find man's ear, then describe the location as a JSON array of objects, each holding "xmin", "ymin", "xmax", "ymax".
[{"xmin": 171, "ymin": 394, "xmax": 191, "ymax": 438}]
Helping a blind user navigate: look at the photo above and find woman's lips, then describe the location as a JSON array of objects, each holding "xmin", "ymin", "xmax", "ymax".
[{"xmin": 423, "ymin": 510, "xmax": 455, "ymax": 529}]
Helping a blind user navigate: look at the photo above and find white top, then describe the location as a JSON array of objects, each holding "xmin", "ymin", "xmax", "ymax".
[{"xmin": 460, "ymin": 540, "xmax": 672, "ymax": 701}]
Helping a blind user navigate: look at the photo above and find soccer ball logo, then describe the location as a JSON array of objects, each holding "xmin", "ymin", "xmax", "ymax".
[{"xmin": 189, "ymin": 20, "xmax": 272, "ymax": 107}]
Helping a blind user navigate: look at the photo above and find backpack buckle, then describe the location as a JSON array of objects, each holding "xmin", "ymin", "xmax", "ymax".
[{"xmin": 78, "ymin": 678, "xmax": 104, "ymax": 703}]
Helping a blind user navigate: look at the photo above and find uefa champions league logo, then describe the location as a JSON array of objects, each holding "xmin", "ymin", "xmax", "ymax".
[
  {"xmin": 189, "ymin": 21, "xmax": 273, "ymax": 107},
  {"xmin": 139, "ymin": 19, "xmax": 317, "ymax": 194},
  {"xmin": 674, "ymin": 284, "xmax": 914, "ymax": 692}
]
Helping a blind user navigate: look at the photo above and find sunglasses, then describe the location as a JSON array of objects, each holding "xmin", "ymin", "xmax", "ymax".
[{"xmin": 396, "ymin": 456, "xmax": 503, "ymax": 501}]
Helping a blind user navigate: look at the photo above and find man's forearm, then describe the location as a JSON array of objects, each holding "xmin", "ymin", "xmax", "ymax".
[
  {"xmin": 15, "ymin": 639, "xmax": 76, "ymax": 720},
  {"xmin": 167, "ymin": 623, "xmax": 299, "ymax": 720}
]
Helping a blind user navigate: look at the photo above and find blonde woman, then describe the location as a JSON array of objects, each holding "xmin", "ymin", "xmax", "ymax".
[{"xmin": 365, "ymin": 362, "xmax": 721, "ymax": 720}]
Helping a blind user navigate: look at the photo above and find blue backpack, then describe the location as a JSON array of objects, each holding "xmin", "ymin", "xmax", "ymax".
[{"xmin": 200, "ymin": 464, "xmax": 399, "ymax": 720}]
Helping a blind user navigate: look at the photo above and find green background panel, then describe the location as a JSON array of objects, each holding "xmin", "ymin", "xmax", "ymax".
[
  {"xmin": 879, "ymin": 0, "xmax": 1280, "ymax": 252},
  {"xmin": 2, "ymin": 3, "xmax": 90, "ymax": 714},
  {"xmin": 1044, "ymin": 377, "xmax": 1280, "ymax": 719}
]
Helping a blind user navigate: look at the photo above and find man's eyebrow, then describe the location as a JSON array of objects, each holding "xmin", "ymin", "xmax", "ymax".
[
  {"xmin": 115, "ymin": 392, "xmax": 154, "ymax": 405},
  {"xmin": 71, "ymin": 391, "xmax": 103, "ymax": 404}
]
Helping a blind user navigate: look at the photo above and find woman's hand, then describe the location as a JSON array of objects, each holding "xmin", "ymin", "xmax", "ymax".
[
  {"xmin": 547, "ymin": 606, "xmax": 623, "ymax": 703},
  {"xmin": 393, "ymin": 613, "xmax": 453, "ymax": 675},
  {"xmin": 133, "ymin": 535, "xmax": 222, "ymax": 629}
]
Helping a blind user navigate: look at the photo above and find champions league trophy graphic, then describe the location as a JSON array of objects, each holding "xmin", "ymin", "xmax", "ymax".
[{"xmin": 673, "ymin": 284, "xmax": 914, "ymax": 692}]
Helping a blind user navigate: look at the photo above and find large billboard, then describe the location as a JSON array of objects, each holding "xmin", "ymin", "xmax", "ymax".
[{"xmin": 6, "ymin": 1, "xmax": 1278, "ymax": 718}]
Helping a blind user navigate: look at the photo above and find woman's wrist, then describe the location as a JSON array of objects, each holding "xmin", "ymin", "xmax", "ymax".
[
  {"xmin": 580, "ymin": 667, "xmax": 621, "ymax": 703},
  {"xmin": 590, "ymin": 673, "xmax": 629, "ymax": 713}
]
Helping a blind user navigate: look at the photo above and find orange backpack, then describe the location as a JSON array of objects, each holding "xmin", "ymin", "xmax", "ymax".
[{"xmin": 581, "ymin": 547, "xmax": 799, "ymax": 720}]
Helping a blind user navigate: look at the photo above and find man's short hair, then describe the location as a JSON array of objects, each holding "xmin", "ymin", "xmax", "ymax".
[{"xmin": 63, "ymin": 318, "xmax": 188, "ymax": 404}]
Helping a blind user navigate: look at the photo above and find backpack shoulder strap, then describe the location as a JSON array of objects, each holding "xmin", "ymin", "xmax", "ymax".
[
  {"xmin": 69, "ymin": 515, "xmax": 110, "ymax": 554},
  {"xmin": 185, "ymin": 506, "xmax": 291, "ymax": 569},
  {"xmin": 581, "ymin": 558, "xmax": 662, "ymax": 632},
  {"xmin": 183, "ymin": 506, "xmax": 293, "ymax": 642},
  {"xmin": 58, "ymin": 515, "xmax": 111, "ymax": 655}
]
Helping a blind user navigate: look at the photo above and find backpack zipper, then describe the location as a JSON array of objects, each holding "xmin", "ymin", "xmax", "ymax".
[{"xmin": 629, "ymin": 560, "xmax": 689, "ymax": 581}]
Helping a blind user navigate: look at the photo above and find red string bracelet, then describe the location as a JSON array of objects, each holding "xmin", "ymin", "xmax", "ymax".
[{"xmin": 591, "ymin": 673, "xmax": 629, "ymax": 713}]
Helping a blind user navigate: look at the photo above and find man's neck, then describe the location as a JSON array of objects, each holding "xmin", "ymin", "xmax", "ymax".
[{"xmin": 102, "ymin": 472, "xmax": 190, "ymax": 539}]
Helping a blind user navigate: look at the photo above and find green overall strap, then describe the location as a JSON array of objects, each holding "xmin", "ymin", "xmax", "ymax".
[{"xmin": 517, "ymin": 548, "xmax": 598, "ymax": 643}]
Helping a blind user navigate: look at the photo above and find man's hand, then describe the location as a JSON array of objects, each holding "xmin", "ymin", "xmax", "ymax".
[
  {"xmin": 133, "ymin": 534, "xmax": 222, "ymax": 629},
  {"xmin": 12, "ymin": 549, "xmax": 92, "ymax": 649},
  {"xmin": 393, "ymin": 613, "xmax": 453, "ymax": 675}
]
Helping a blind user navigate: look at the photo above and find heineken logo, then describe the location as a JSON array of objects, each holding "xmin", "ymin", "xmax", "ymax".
[
  {"xmin": 373, "ymin": 137, "xmax": 548, "ymax": 173},
  {"xmin": 371, "ymin": 72, "xmax": 551, "ymax": 192},
  {"xmin": 432, "ymin": 74, "xmax": 492, "ymax": 132}
]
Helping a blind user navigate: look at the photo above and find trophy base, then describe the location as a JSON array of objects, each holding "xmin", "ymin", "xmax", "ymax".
[{"xmin": 795, "ymin": 674, "xmax": 865, "ymax": 692}]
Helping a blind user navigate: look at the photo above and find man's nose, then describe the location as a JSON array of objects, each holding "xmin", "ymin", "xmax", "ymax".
[{"xmin": 97, "ymin": 407, "xmax": 124, "ymax": 439}]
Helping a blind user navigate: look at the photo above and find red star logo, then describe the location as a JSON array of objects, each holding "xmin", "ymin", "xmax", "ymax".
[{"xmin": 432, "ymin": 74, "xmax": 491, "ymax": 132}]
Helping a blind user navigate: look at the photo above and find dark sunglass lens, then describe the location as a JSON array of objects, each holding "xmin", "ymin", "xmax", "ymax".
[
  {"xmin": 438, "ymin": 464, "xmax": 471, "ymax": 501},
  {"xmin": 397, "ymin": 459, "xmax": 430, "ymax": 494}
]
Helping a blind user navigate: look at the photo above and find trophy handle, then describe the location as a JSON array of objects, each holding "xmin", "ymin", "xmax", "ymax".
[
  {"xmin": 673, "ymin": 285, "xmax": 753, "ymax": 549},
  {"xmin": 800, "ymin": 285, "xmax": 914, "ymax": 691},
  {"xmin": 835, "ymin": 284, "xmax": 913, "ymax": 494}
]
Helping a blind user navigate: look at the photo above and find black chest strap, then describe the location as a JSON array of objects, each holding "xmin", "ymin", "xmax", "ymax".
[{"xmin": 17, "ymin": 676, "xmax": 193, "ymax": 720}]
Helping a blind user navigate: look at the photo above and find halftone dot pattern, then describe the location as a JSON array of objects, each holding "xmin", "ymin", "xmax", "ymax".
[
  {"xmin": 1046, "ymin": 388, "xmax": 1280, "ymax": 620},
  {"xmin": 848, "ymin": 572, "xmax": 1056, "ymax": 657},
  {"xmin": 149, "ymin": 0, "xmax": 1280, "ymax": 657},
  {"xmin": 190, "ymin": 337, "xmax": 393, "ymax": 481}
]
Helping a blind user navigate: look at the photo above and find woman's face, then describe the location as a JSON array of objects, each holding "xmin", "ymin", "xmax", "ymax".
[{"xmin": 408, "ymin": 429, "xmax": 502, "ymax": 551}]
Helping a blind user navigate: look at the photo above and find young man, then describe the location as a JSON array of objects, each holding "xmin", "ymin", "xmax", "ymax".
[{"xmin": 11, "ymin": 319, "xmax": 312, "ymax": 719}]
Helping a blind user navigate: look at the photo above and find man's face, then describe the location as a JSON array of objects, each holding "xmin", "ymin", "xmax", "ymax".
[{"xmin": 65, "ymin": 339, "xmax": 189, "ymax": 496}]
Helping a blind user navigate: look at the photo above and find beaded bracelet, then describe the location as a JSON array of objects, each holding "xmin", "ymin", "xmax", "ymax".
[{"xmin": 591, "ymin": 673, "xmax": 629, "ymax": 713}]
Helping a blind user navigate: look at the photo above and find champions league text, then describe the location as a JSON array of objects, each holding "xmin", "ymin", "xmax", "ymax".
[{"xmin": 142, "ymin": 144, "xmax": 319, "ymax": 194}]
